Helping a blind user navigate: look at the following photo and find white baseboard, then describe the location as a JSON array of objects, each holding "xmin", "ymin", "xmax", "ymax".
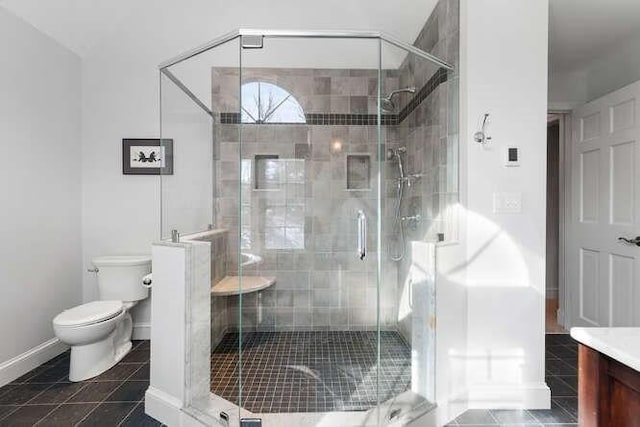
[
  {"xmin": 433, "ymin": 390, "xmax": 469, "ymax": 426},
  {"xmin": 133, "ymin": 323, "xmax": 151, "ymax": 340},
  {"xmin": 557, "ymin": 308, "xmax": 565, "ymax": 328},
  {"xmin": 466, "ymin": 382, "xmax": 551, "ymax": 410},
  {"xmin": 0, "ymin": 338, "xmax": 68, "ymax": 387},
  {"xmin": 145, "ymin": 386, "xmax": 184, "ymax": 426},
  {"xmin": 144, "ymin": 387, "xmax": 206, "ymax": 427}
]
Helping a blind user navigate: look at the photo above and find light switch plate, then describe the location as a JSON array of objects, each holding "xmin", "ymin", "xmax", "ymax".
[{"xmin": 493, "ymin": 192, "xmax": 522, "ymax": 213}]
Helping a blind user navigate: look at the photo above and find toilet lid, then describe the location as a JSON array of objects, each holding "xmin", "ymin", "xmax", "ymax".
[{"xmin": 54, "ymin": 301, "xmax": 123, "ymax": 327}]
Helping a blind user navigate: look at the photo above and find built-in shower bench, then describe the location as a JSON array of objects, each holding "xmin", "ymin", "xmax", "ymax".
[{"xmin": 211, "ymin": 275, "xmax": 276, "ymax": 296}]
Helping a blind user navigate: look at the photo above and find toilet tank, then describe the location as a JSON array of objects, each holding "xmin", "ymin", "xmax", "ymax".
[{"xmin": 92, "ymin": 255, "xmax": 151, "ymax": 302}]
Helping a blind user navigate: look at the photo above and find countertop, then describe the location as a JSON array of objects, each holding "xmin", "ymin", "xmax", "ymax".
[{"xmin": 570, "ymin": 327, "xmax": 640, "ymax": 372}]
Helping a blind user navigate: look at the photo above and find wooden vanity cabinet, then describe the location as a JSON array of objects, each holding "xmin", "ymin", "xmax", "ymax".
[{"xmin": 579, "ymin": 344, "xmax": 640, "ymax": 427}]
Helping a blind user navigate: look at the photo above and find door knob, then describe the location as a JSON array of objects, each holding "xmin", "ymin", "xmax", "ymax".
[{"xmin": 618, "ymin": 236, "xmax": 640, "ymax": 246}]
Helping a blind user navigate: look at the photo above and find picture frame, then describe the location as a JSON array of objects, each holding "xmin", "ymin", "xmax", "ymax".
[{"xmin": 122, "ymin": 138, "xmax": 173, "ymax": 175}]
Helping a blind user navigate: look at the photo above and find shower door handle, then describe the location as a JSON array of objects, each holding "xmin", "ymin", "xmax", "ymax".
[{"xmin": 357, "ymin": 210, "xmax": 367, "ymax": 261}]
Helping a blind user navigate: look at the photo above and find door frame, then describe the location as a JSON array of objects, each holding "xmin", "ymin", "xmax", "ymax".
[{"xmin": 548, "ymin": 110, "xmax": 572, "ymax": 330}]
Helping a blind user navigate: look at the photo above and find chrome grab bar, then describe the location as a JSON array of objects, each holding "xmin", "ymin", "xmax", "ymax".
[{"xmin": 357, "ymin": 210, "xmax": 367, "ymax": 261}]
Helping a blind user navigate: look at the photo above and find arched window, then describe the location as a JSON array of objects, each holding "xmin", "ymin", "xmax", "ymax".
[{"xmin": 241, "ymin": 81, "xmax": 306, "ymax": 124}]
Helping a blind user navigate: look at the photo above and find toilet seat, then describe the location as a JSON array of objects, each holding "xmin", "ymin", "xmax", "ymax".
[{"xmin": 53, "ymin": 301, "xmax": 123, "ymax": 327}]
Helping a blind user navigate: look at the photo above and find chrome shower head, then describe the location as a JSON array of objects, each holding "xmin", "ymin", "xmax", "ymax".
[
  {"xmin": 386, "ymin": 148, "xmax": 395, "ymax": 160},
  {"xmin": 386, "ymin": 147, "xmax": 407, "ymax": 161},
  {"xmin": 381, "ymin": 87, "xmax": 416, "ymax": 113},
  {"xmin": 381, "ymin": 98, "xmax": 396, "ymax": 113}
]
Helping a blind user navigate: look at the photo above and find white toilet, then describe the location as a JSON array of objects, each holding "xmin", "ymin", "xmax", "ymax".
[{"xmin": 53, "ymin": 255, "xmax": 151, "ymax": 382}]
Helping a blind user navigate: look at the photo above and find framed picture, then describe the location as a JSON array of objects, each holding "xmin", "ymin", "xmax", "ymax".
[{"xmin": 122, "ymin": 139, "xmax": 173, "ymax": 175}]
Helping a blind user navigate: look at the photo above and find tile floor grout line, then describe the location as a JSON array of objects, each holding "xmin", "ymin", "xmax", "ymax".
[
  {"xmin": 126, "ymin": 363, "xmax": 149, "ymax": 382},
  {"xmin": 31, "ymin": 402, "xmax": 65, "ymax": 427},
  {"xmin": 14, "ymin": 357, "xmax": 89, "ymax": 426},
  {"xmin": 22, "ymin": 381, "xmax": 59, "ymax": 405},
  {"xmin": 530, "ymin": 401, "xmax": 577, "ymax": 424},
  {"xmin": 72, "ymin": 391, "xmax": 111, "ymax": 426},
  {"xmin": 72, "ymin": 344, "xmax": 150, "ymax": 426},
  {"xmin": 0, "ymin": 405, "xmax": 21, "ymax": 423},
  {"xmin": 32, "ymin": 375, "xmax": 99, "ymax": 426},
  {"xmin": 552, "ymin": 396, "xmax": 578, "ymax": 416},
  {"xmin": 117, "ymin": 400, "xmax": 144, "ymax": 427}
]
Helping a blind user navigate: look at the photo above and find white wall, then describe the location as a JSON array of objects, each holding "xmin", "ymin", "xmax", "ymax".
[
  {"xmin": 0, "ymin": 7, "xmax": 81, "ymax": 369},
  {"xmin": 460, "ymin": 0, "xmax": 550, "ymax": 408}
]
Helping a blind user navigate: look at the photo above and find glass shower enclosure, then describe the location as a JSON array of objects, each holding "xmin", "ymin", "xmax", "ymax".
[{"xmin": 159, "ymin": 29, "xmax": 456, "ymax": 426}]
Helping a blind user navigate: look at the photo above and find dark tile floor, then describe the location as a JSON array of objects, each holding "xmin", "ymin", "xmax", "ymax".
[
  {"xmin": 447, "ymin": 333, "xmax": 579, "ymax": 426},
  {"xmin": 0, "ymin": 340, "xmax": 162, "ymax": 426},
  {"xmin": 0, "ymin": 333, "xmax": 580, "ymax": 426},
  {"xmin": 211, "ymin": 330, "xmax": 412, "ymax": 413}
]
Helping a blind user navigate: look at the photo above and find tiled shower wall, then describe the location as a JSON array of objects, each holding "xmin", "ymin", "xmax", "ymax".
[
  {"xmin": 396, "ymin": 0, "xmax": 460, "ymax": 341},
  {"xmin": 212, "ymin": 68, "xmax": 398, "ymax": 332},
  {"xmin": 209, "ymin": 4, "xmax": 459, "ymax": 335}
]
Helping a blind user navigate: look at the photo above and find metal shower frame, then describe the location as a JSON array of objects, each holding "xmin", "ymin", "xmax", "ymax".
[
  {"xmin": 158, "ymin": 29, "xmax": 454, "ymax": 115},
  {"xmin": 159, "ymin": 28, "xmax": 454, "ymax": 70}
]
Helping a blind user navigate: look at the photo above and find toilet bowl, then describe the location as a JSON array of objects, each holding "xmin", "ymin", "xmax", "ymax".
[{"xmin": 53, "ymin": 255, "xmax": 151, "ymax": 382}]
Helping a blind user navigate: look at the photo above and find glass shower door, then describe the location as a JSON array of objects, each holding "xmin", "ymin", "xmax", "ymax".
[{"xmin": 236, "ymin": 35, "xmax": 386, "ymax": 422}]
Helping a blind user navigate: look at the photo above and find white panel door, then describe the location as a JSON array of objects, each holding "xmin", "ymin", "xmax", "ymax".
[{"xmin": 569, "ymin": 81, "xmax": 640, "ymax": 327}]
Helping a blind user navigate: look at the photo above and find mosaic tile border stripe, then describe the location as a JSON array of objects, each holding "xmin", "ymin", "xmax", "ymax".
[
  {"xmin": 398, "ymin": 68, "xmax": 448, "ymax": 123},
  {"xmin": 219, "ymin": 68, "xmax": 447, "ymax": 126},
  {"xmin": 220, "ymin": 113, "xmax": 397, "ymax": 126},
  {"xmin": 306, "ymin": 113, "xmax": 397, "ymax": 126}
]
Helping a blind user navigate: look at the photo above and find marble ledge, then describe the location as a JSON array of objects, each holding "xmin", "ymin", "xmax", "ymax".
[{"xmin": 182, "ymin": 228, "xmax": 229, "ymax": 241}]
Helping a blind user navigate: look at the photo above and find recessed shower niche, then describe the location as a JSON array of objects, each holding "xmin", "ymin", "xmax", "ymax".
[
  {"xmin": 158, "ymin": 16, "xmax": 459, "ymax": 426},
  {"xmin": 253, "ymin": 154, "xmax": 280, "ymax": 190},
  {"xmin": 347, "ymin": 154, "xmax": 371, "ymax": 190}
]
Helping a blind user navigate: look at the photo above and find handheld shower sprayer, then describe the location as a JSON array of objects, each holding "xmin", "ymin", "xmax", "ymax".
[
  {"xmin": 386, "ymin": 147, "xmax": 406, "ymax": 179},
  {"xmin": 387, "ymin": 146, "xmax": 409, "ymax": 261}
]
